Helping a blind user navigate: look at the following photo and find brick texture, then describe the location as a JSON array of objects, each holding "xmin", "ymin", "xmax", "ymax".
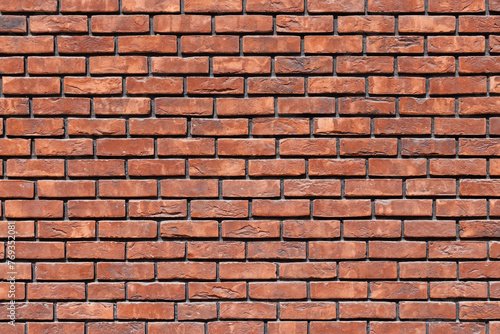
[{"xmin": 0, "ymin": 0, "xmax": 498, "ymax": 332}]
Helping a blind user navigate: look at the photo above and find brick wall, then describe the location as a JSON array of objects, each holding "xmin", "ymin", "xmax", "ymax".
[{"xmin": 1, "ymin": 0, "xmax": 500, "ymax": 332}]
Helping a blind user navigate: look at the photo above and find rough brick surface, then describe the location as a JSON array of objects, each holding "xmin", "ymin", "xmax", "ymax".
[{"xmin": 0, "ymin": 0, "xmax": 498, "ymax": 331}]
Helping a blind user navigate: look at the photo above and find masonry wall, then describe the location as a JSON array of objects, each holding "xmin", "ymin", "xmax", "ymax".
[{"xmin": 0, "ymin": 0, "xmax": 500, "ymax": 333}]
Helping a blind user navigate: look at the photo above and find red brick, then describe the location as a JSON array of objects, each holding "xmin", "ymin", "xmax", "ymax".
[
  {"xmin": 247, "ymin": 0, "xmax": 303, "ymax": 12},
  {"xmin": 68, "ymin": 200, "xmax": 125, "ymax": 218},
  {"xmin": 430, "ymin": 282, "xmax": 487, "ymax": 299},
  {"xmin": 374, "ymin": 118, "xmax": 431, "ymax": 135},
  {"xmin": 244, "ymin": 36, "xmax": 301, "ymax": 53},
  {"xmin": 58, "ymin": 36, "xmax": 115, "ymax": 54},
  {"xmin": 340, "ymin": 262, "xmax": 398, "ymax": 279},
  {"xmin": 64, "ymin": 77, "xmax": 122, "ymax": 95},
  {"xmin": 370, "ymin": 322, "xmax": 426, "ymax": 334},
  {"xmin": 401, "ymin": 302, "xmax": 456, "ymax": 320},
  {"xmin": 309, "ymin": 159, "xmax": 366, "ymax": 176},
  {"xmin": 309, "ymin": 241, "xmax": 366, "ymax": 259},
  {"xmin": 162, "ymin": 180, "xmax": 218, "ymax": 198},
  {"xmin": 94, "ymin": 98, "xmax": 150, "ymax": 115},
  {"xmin": 149, "ymin": 323, "xmax": 204, "ymax": 334},
  {"xmin": 152, "ymin": 57, "xmax": 209, "ymax": 74},
  {"xmin": 369, "ymin": 77, "xmax": 426, "ymax": 95},
  {"xmin": 249, "ymin": 159, "xmax": 305, "ymax": 176},
  {"xmin": 178, "ymin": 303, "xmax": 217, "ymax": 320},
  {"xmin": 188, "ymin": 242, "xmax": 245, "ymax": 260},
  {"xmin": 280, "ymin": 302, "xmax": 335, "ymax": 320},
  {"xmin": 0, "ymin": 57, "xmax": 24, "ymax": 74},
  {"xmin": 158, "ymin": 138, "xmax": 214, "ymax": 156},
  {"xmin": 369, "ymin": 0, "xmax": 423, "ymax": 12},
  {"xmin": 90, "ymin": 56, "xmax": 147, "ymax": 74},
  {"xmin": 220, "ymin": 302, "xmax": 276, "ymax": 319},
  {"xmin": 88, "ymin": 322, "xmax": 145, "ymax": 334},
  {"xmin": 16, "ymin": 242, "xmax": 64, "ymax": 259},
  {"xmin": 430, "ymin": 159, "xmax": 487, "ymax": 176},
  {"xmin": 429, "ymin": 0, "xmax": 485, "ymax": 12},
  {"xmin": 182, "ymin": 36, "xmax": 239, "ymax": 54},
  {"xmin": 369, "ymin": 241, "xmax": 426, "ymax": 259},
  {"xmin": 34, "ymin": 98, "xmax": 90, "ymax": 116},
  {"xmin": 119, "ymin": 35, "xmax": 177, "ymax": 54},
  {"xmin": 314, "ymin": 199, "xmax": 371, "ymax": 218},
  {"xmin": 208, "ymin": 322, "xmax": 264, "ymax": 334},
  {"xmin": 406, "ymin": 179, "xmax": 456, "ymax": 197},
  {"xmin": 249, "ymin": 282, "xmax": 306, "ymax": 300},
  {"xmin": 127, "ymin": 282, "xmax": 184, "ymax": 300},
  {"xmin": 283, "ymin": 220, "xmax": 340, "ymax": 239},
  {"xmin": 188, "ymin": 77, "xmax": 244, "ymax": 95},
  {"xmin": 248, "ymin": 241, "xmax": 306, "ymax": 259},
  {"xmin": 367, "ymin": 36, "xmax": 424, "ymax": 53},
  {"xmin": 184, "ymin": 0, "xmax": 242, "ymax": 12},
  {"xmin": 97, "ymin": 263, "xmax": 154, "ymax": 280},
  {"xmin": 68, "ymin": 119, "xmax": 125, "ymax": 136},
  {"xmin": 97, "ymin": 138, "xmax": 154, "ymax": 157},
  {"xmin": 280, "ymin": 262, "xmax": 336, "ymax": 279},
  {"xmin": 430, "ymin": 76, "xmax": 487, "ymax": 95},
  {"xmin": 400, "ymin": 97, "xmax": 455, "ymax": 115},
  {"xmin": 277, "ymin": 15, "xmax": 333, "ymax": 33},
  {"xmin": 314, "ymin": 117, "xmax": 370, "ymax": 135},
  {"xmin": 153, "ymin": 15, "xmax": 211, "ymax": 33},
  {"xmin": 308, "ymin": 0, "xmax": 364, "ymax": 12},
  {"xmin": 399, "ymin": 16, "xmax": 455, "ymax": 33},
  {"xmin": 191, "ymin": 200, "xmax": 247, "ymax": 218},
  {"xmin": 99, "ymin": 221, "xmax": 156, "ymax": 239},
  {"xmin": 369, "ymin": 158, "xmax": 427, "ymax": 177},
  {"xmin": 35, "ymin": 139, "xmax": 93, "ymax": 156},
  {"xmin": 428, "ymin": 36, "xmax": 485, "ymax": 53},
  {"xmin": 127, "ymin": 77, "xmax": 183, "ymax": 95},
  {"xmin": 0, "ymin": 0, "xmax": 57, "ymax": 12},
  {"xmin": 376, "ymin": 199, "xmax": 432, "ymax": 217},
  {"xmin": 129, "ymin": 200, "xmax": 187, "ymax": 218},
  {"xmin": 223, "ymin": 180, "xmax": 280, "ymax": 198},
  {"xmin": 268, "ymin": 322, "xmax": 307, "ymax": 333},
  {"xmin": 158, "ymin": 262, "xmax": 216, "ymax": 280},
  {"xmin": 400, "ymin": 262, "xmax": 457, "ymax": 279},
  {"xmin": 345, "ymin": 179, "xmax": 402, "ymax": 197},
  {"xmin": 217, "ymin": 97, "xmax": 274, "ymax": 116},
  {"xmin": 0, "ymin": 36, "xmax": 54, "ymax": 54},
  {"xmin": 122, "ymin": 0, "xmax": 180, "ymax": 12},
  {"xmin": 116, "ymin": 302, "xmax": 174, "ymax": 320},
  {"xmin": 253, "ymin": 199, "xmax": 309, "ymax": 217},
  {"xmin": 61, "ymin": 0, "xmax": 118, "ymax": 12},
  {"xmin": 38, "ymin": 180, "xmax": 95, "ymax": 198},
  {"xmin": 340, "ymin": 97, "xmax": 396, "ymax": 115},
  {"xmin": 192, "ymin": 119, "xmax": 248, "ymax": 136},
  {"xmin": 36, "ymin": 262, "xmax": 94, "ymax": 281},
  {"xmin": 3, "ymin": 77, "xmax": 60, "ymax": 95},
  {"xmin": 189, "ymin": 159, "xmax": 245, "ymax": 177},
  {"xmin": 340, "ymin": 139, "xmax": 398, "ymax": 156},
  {"xmin": 339, "ymin": 302, "xmax": 396, "ymax": 319},
  {"xmin": 436, "ymin": 199, "xmax": 487, "ymax": 218},
  {"xmin": 38, "ymin": 220, "xmax": 95, "ymax": 239},
  {"xmin": 30, "ymin": 15, "xmax": 87, "ymax": 33},
  {"xmin": 99, "ymin": 180, "xmax": 156, "ymax": 198},
  {"xmin": 344, "ymin": 220, "xmax": 401, "ymax": 239},
  {"xmin": 338, "ymin": 16, "xmax": 394, "ymax": 33},
  {"xmin": 276, "ymin": 56, "xmax": 333, "ymax": 74},
  {"xmin": 91, "ymin": 15, "xmax": 149, "ymax": 33},
  {"xmin": 305, "ymin": 36, "xmax": 363, "ymax": 53},
  {"xmin": 6, "ymin": 200, "xmax": 62, "ymax": 218},
  {"xmin": 68, "ymin": 159, "xmax": 125, "ymax": 177},
  {"xmin": 8, "ymin": 159, "xmax": 65, "ymax": 177},
  {"xmin": 399, "ymin": 56, "xmax": 455, "ymax": 74},
  {"xmin": 401, "ymin": 139, "xmax": 456, "ymax": 156},
  {"xmin": 215, "ymin": 15, "xmax": 273, "ymax": 33},
  {"xmin": 371, "ymin": 282, "xmax": 427, "ymax": 300},
  {"xmin": 28, "ymin": 56, "xmax": 85, "ymax": 74},
  {"xmin": 219, "ymin": 262, "xmax": 277, "ymax": 279}
]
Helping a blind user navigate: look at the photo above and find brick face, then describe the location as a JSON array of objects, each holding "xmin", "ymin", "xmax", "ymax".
[{"xmin": 0, "ymin": 0, "xmax": 496, "ymax": 330}]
